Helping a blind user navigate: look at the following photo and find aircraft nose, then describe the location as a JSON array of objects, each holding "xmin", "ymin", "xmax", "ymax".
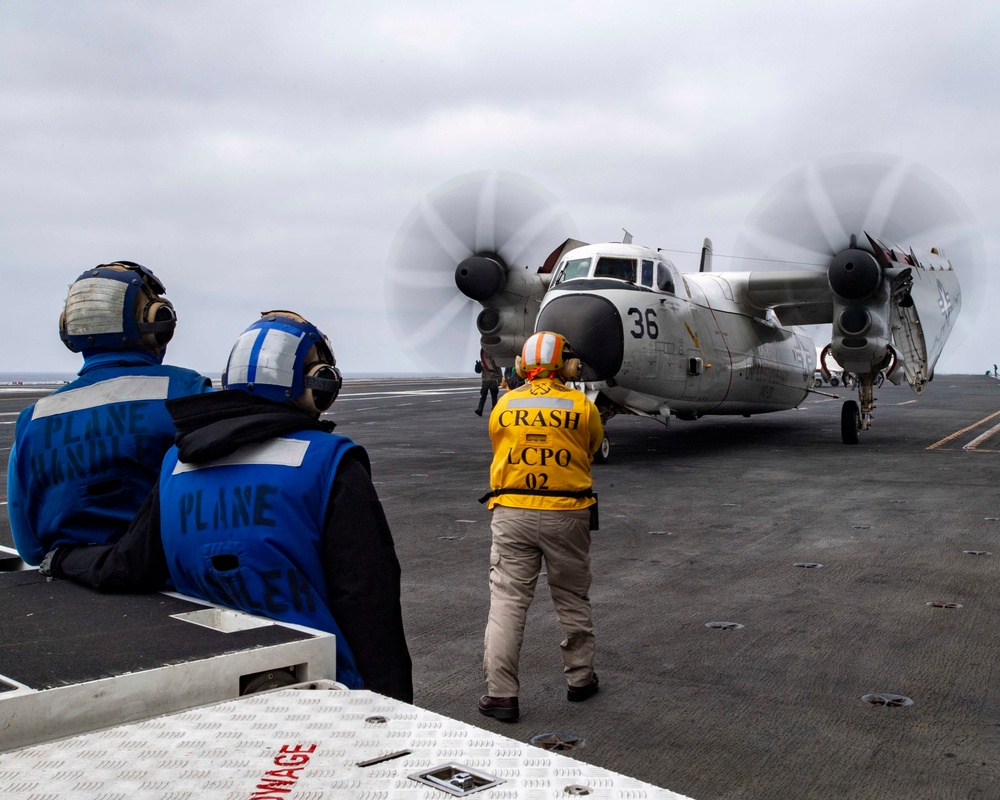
[{"xmin": 535, "ymin": 293, "xmax": 623, "ymax": 381}]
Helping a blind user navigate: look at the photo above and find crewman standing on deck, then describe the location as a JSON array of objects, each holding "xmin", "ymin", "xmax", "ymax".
[
  {"xmin": 475, "ymin": 348, "xmax": 501, "ymax": 416},
  {"xmin": 476, "ymin": 331, "xmax": 604, "ymax": 722},
  {"xmin": 7, "ymin": 262, "xmax": 211, "ymax": 565}
]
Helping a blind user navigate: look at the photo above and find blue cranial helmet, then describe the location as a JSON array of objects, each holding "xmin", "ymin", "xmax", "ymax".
[
  {"xmin": 223, "ymin": 311, "xmax": 342, "ymax": 414},
  {"xmin": 59, "ymin": 261, "xmax": 176, "ymax": 356}
]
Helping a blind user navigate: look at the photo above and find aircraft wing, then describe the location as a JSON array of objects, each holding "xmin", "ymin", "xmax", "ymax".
[
  {"xmin": 884, "ymin": 250, "xmax": 960, "ymax": 390},
  {"xmin": 742, "ymin": 271, "xmax": 834, "ymax": 326},
  {"xmin": 732, "ymin": 235, "xmax": 960, "ymax": 389}
]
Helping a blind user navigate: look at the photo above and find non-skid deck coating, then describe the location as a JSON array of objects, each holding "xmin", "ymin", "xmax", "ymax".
[
  {"xmin": 2, "ymin": 375, "xmax": 999, "ymax": 799},
  {"xmin": 1, "ymin": 686, "xmax": 686, "ymax": 799},
  {"xmin": 0, "ymin": 570, "xmax": 313, "ymax": 690}
]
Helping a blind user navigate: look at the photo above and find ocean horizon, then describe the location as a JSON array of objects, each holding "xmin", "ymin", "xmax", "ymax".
[{"xmin": 0, "ymin": 371, "xmax": 472, "ymax": 385}]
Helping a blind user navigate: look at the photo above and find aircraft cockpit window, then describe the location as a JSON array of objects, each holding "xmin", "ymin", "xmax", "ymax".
[
  {"xmin": 555, "ymin": 257, "xmax": 591, "ymax": 284},
  {"xmin": 641, "ymin": 260, "xmax": 654, "ymax": 287},
  {"xmin": 656, "ymin": 263, "xmax": 675, "ymax": 294},
  {"xmin": 594, "ymin": 257, "xmax": 636, "ymax": 282}
]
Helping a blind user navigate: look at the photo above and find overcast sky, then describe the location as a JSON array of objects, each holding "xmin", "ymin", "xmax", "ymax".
[{"xmin": 2, "ymin": 1, "xmax": 997, "ymax": 378}]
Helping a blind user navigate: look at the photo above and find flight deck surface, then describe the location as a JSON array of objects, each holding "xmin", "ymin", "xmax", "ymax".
[{"xmin": 2, "ymin": 375, "xmax": 998, "ymax": 799}]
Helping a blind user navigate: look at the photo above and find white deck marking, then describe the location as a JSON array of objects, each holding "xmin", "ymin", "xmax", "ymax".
[{"xmin": 927, "ymin": 409, "xmax": 1000, "ymax": 450}]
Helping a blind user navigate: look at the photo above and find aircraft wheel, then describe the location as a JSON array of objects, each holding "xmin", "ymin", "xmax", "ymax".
[
  {"xmin": 841, "ymin": 400, "xmax": 860, "ymax": 445},
  {"xmin": 594, "ymin": 434, "xmax": 611, "ymax": 464}
]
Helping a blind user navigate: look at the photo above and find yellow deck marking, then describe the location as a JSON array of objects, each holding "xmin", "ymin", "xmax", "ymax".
[{"xmin": 927, "ymin": 408, "xmax": 1000, "ymax": 450}]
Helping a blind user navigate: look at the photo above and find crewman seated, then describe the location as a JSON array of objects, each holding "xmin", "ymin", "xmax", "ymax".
[
  {"xmin": 41, "ymin": 311, "xmax": 413, "ymax": 703},
  {"xmin": 8, "ymin": 261, "xmax": 211, "ymax": 565}
]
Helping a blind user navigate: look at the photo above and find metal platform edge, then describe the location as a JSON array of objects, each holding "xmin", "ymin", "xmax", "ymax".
[
  {"xmin": 1, "ymin": 586, "xmax": 338, "ymax": 753},
  {"xmin": 0, "ymin": 682, "xmax": 694, "ymax": 799}
]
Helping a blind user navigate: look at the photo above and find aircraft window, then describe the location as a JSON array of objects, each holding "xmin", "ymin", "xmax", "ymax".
[
  {"xmin": 641, "ymin": 260, "xmax": 654, "ymax": 287},
  {"xmin": 594, "ymin": 257, "xmax": 636, "ymax": 282},
  {"xmin": 656, "ymin": 263, "xmax": 675, "ymax": 293},
  {"xmin": 556, "ymin": 257, "xmax": 591, "ymax": 284}
]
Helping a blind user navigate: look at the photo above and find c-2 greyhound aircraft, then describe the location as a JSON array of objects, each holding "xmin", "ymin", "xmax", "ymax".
[{"xmin": 386, "ymin": 158, "xmax": 972, "ymax": 457}]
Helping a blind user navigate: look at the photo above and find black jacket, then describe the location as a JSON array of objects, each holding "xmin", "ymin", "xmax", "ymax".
[{"xmin": 51, "ymin": 391, "xmax": 413, "ymax": 702}]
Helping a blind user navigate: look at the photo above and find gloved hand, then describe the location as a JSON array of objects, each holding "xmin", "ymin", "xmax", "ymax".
[{"xmin": 38, "ymin": 547, "xmax": 60, "ymax": 579}]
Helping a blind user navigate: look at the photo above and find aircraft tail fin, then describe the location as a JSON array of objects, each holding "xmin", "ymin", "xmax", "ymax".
[{"xmin": 700, "ymin": 238, "xmax": 713, "ymax": 272}]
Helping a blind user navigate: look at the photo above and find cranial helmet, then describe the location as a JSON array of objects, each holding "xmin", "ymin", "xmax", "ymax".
[
  {"xmin": 59, "ymin": 261, "xmax": 177, "ymax": 356},
  {"xmin": 515, "ymin": 330, "xmax": 581, "ymax": 381},
  {"xmin": 223, "ymin": 311, "xmax": 342, "ymax": 415}
]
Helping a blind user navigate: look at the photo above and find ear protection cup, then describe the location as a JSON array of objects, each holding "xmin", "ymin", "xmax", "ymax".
[
  {"xmin": 300, "ymin": 362, "xmax": 343, "ymax": 415},
  {"xmin": 58, "ymin": 310, "xmax": 74, "ymax": 352},
  {"xmin": 514, "ymin": 355, "xmax": 527, "ymax": 379},
  {"xmin": 137, "ymin": 298, "xmax": 177, "ymax": 348},
  {"xmin": 559, "ymin": 357, "xmax": 582, "ymax": 380}
]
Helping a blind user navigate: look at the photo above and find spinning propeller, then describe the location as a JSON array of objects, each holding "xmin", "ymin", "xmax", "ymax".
[
  {"xmin": 385, "ymin": 170, "xmax": 575, "ymax": 372},
  {"xmin": 732, "ymin": 152, "xmax": 987, "ymax": 357}
]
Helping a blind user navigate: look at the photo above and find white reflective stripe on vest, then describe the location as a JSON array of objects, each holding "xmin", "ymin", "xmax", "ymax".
[
  {"xmin": 172, "ymin": 437, "xmax": 310, "ymax": 474},
  {"xmin": 505, "ymin": 397, "xmax": 574, "ymax": 409},
  {"xmin": 31, "ymin": 376, "xmax": 171, "ymax": 420}
]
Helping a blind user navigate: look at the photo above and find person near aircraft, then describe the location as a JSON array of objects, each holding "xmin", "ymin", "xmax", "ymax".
[
  {"xmin": 476, "ymin": 331, "xmax": 604, "ymax": 722},
  {"xmin": 41, "ymin": 311, "xmax": 413, "ymax": 703},
  {"xmin": 474, "ymin": 348, "xmax": 501, "ymax": 416},
  {"xmin": 8, "ymin": 262, "xmax": 212, "ymax": 566},
  {"xmin": 503, "ymin": 365, "xmax": 522, "ymax": 391}
]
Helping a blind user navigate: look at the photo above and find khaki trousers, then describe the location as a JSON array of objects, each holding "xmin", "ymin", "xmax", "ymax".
[{"xmin": 483, "ymin": 505, "xmax": 595, "ymax": 697}]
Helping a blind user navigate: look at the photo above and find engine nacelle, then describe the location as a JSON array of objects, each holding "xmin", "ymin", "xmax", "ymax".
[
  {"xmin": 828, "ymin": 248, "xmax": 882, "ymax": 299},
  {"xmin": 455, "ymin": 255, "xmax": 506, "ymax": 301},
  {"xmin": 454, "ymin": 256, "xmax": 549, "ymax": 363},
  {"xmin": 828, "ymin": 248, "xmax": 892, "ymax": 375}
]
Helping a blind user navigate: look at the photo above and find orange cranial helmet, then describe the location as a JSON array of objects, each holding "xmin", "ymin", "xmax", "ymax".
[{"xmin": 515, "ymin": 331, "xmax": 581, "ymax": 381}]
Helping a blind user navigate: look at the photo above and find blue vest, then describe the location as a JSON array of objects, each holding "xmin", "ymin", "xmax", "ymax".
[
  {"xmin": 8, "ymin": 353, "xmax": 211, "ymax": 565},
  {"xmin": 158, "ymin": 430, "xmax": 363, "ymax": 690}
]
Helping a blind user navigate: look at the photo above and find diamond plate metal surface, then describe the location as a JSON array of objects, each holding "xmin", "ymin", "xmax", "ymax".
[{"xmin": 0, "ymin": 685, "xmax": 693, "ymax": 799}]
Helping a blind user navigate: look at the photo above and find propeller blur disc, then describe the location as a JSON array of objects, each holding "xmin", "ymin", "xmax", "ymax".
[
  {"xmin": 732, "ymin": 152, "xmax": 987, "ymax": 356},
  {"xmin": 386, "ymin": 170, "xmax": 574, "ymax": 372}
]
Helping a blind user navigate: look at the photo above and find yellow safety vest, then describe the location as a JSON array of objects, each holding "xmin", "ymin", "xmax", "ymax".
[{"xmin": 483, "ymin": 378, "xmax": 603, "ymax": 511}]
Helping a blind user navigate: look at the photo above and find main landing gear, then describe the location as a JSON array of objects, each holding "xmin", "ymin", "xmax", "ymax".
[
  {"xmin": 841, "ymin": 371, "xmax": 880, "ymax": 445},
  {"xmin": 591, "ymin": 404, "xmax": 618, "ymax": 465},
  {"xmin": 841, "ymin": 400, "xmax": 861, "ymax": 445}
]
